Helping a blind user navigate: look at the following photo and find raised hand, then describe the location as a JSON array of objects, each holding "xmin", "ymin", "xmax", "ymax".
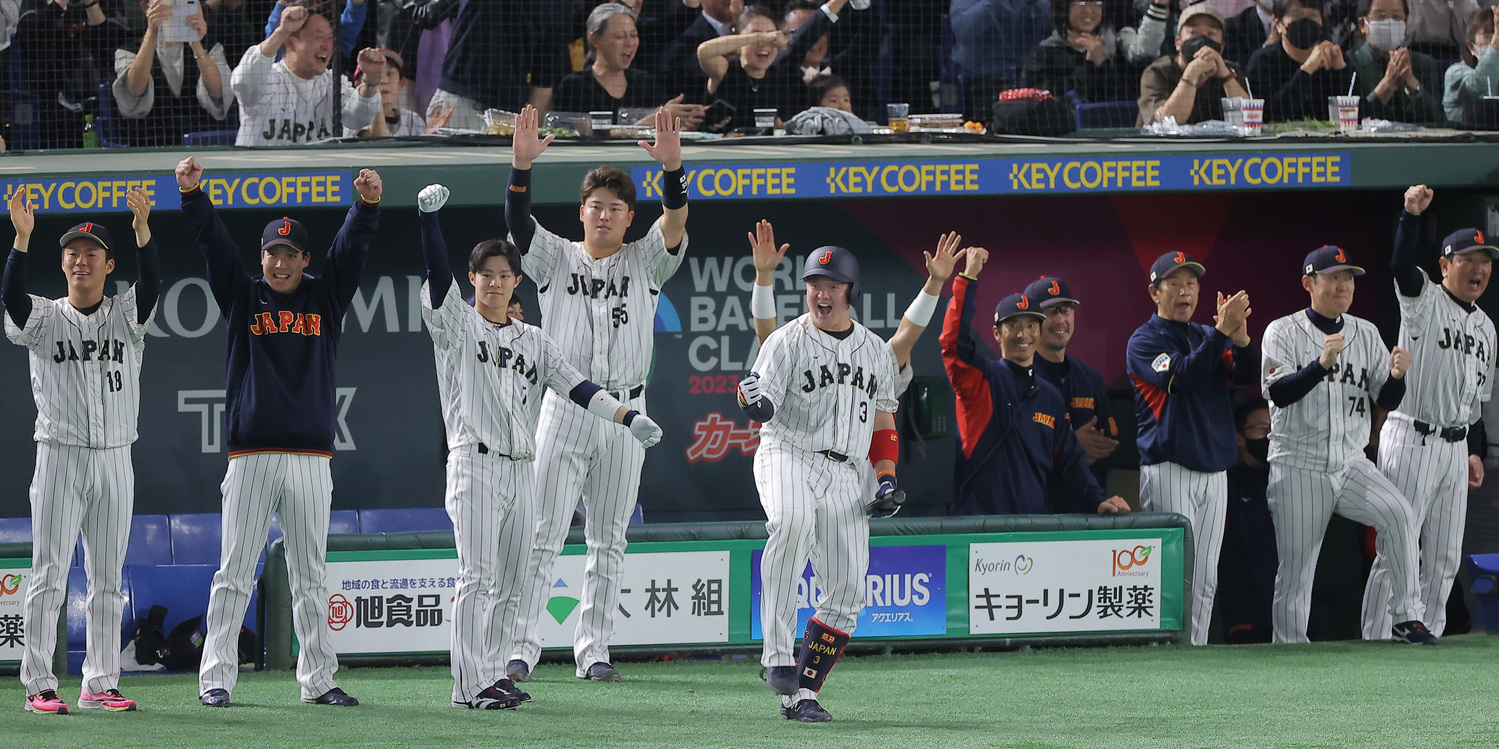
[
  {"xmin": 185, "ymin": 6, "xmax": 208, "ymax": 41},
  {"xmin": 145, "ymin": 0, "xmax": 171, "ymax": 31},
  {"xmin": 417, "ymin": 184, "xmax": 449, "ymax": 213},
  {"xmin": 923, "ymin": 231, "xmax": 966, "ymax": 283},
  {"xmin": 8, "ymin": 189, "xmax": 34, "ymax": 247},
  {"xmin": 1389, "ymin": 346, "xmax": 1411, "ymax": 379},
  {"xmin": 1215, "ymin": 290, "xmax": 1251, "ymax": 337},
  {"xmin": 1404, "ymin": 184, "xmax": 1433, "ymax": 215},
  {"xmin": 637, "ymin": 105, "xmax": 683, "ymax": 171},
  {"xmin": 176, "ymin": 155, "xmax": 203, "ymax": 190},
  {"xmin": 962, "ymin": 246, "xmax": 989, "ymax": 277},
  {"xmin": 354, "ymin": 169, "xmax": 383, "ymax": 202},
  {"xmin": 748, "ymin": 219, "xmax": 789, "ymax": 277},
  {"xmin": 278, "ymin": 3, "xmax": 309, "ymax": 35},
  {"xmin": 126, "ymin": 188, "xmax": 152, "ymax": 245},
  {"xmin": 511, "ymin": 104, "xmax": 555, "ymax": 169},
  {"xmin": 356, "ymin": 48, "xmax": 386, "ymax": 89}
]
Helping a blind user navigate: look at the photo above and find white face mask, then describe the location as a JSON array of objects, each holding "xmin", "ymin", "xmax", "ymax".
[{"xmin": 1366, "ymin": 18, "xmax": 1407, "ymax": 51}]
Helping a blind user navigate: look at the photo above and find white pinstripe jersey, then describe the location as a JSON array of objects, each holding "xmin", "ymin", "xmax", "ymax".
[
  {"xmin": 4, "ymin": 287, "xmax": 153, "ymax": 448},
  {"xmin": 1262, "ymin": 311, "xmax": 1389, "ymax": 472},
  {"xmin": 752, "ymin": 314, "xmax": 899, "ymax": 458},
  {"xmin": 423, "ymin": 280, "xmax": 588, "ymax": 460},
  {"xmin": 1392, "ymin": 271, "xmax": 1496, "ymax": 428},
  {"xmin": 229, "ymin": 46, "xmax": 379, "ymax": 146},
  {"xmin": 521, "ymin": 218, "xmax": 685, "ymax": 388}
]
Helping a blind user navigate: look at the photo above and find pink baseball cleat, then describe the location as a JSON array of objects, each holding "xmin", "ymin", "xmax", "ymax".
[
  {"xmin": 79, "ymin": 689, "xmax": 138, "ymax": 712},
  {"xmin": 24, "ymin": 689, "xmax": 70, "ymax": 715}
]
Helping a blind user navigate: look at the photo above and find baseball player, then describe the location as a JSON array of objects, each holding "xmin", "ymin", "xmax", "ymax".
[
  {"xmin": 1022, "ymin": 276, "xmax": 1120, "ymax": 475},
  {"xmin": 1362, "ymin": 185, "xmax": 1497, "ymax": 640},
  {"xmin": 505, "ymin": 106, "xmax": 689, "ymax": 682},
  {"xmin": 230, "ymin": 2, "xmax": 381, "ymax": 146},
  {"xmin": 737, "ymin": 245, "xmax": 901, "ymax": 723},
  {"xmin": 941, "ymin": 248, "xmax": 1130, "ymax": 516},
  {"xmin": 1126, "ymin": 251, "xmax": 1258, "ymax": 646},
  {"xmin": 1261, "ymin": 245, "xmax": 1433, "ymax": 644},
  {"xmin": 415, "ymin": 184, "xmax": 662, "ymax": 709},
  {"xmin": 177, "ymin": 156, "xmax": 382, "ymax": 708},
  {"xmin": 4, "ymin": 189, "xmax": 159, "ymax": 714}
]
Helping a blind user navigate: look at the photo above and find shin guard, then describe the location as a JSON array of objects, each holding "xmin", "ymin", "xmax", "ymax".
[{"xmin": 796, "ymin": 618, "xmax": 850, "ymax": 692}]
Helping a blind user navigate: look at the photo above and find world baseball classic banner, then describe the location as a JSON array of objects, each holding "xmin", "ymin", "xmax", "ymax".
[
  {"xmin": 0, "ymin": 557, "xmax": 28, "ymax": 664},
  {"xmin": 274, "ymin": 528, "xmax": 1183, "ymax": 662}
]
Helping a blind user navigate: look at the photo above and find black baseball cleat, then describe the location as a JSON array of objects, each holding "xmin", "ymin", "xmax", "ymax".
[
  {"xmin": 1392, "ymin": 620, "xmax": 1437, "ymax": 645},
  {"xmin": 494, "ymin": 678, "xmax": 530, "ymax": 703},
  {"xmin": 455, "ymin": 684, "xmax": 521, "ymax": 710},
  {"xmin": 766, "ymin": 666, "xmax": 798, "ymax": 695},
  {"xmin": 506, "ymin": 659, "xmax": 531, "ymax": 683},
  {"xmin": 781, "ymin": 699, "xmax": 833, "ymax": 723},
  {"xmin": 583, "ymin": 662, "xmax": 622, "ymax": 682},
  {"xmin": 304, "ymin": 687, "xmax": 359, "ymax": 706},
  {"xmin": 199, "ymin": 689, "xmax": 230, "ymax": 708}
]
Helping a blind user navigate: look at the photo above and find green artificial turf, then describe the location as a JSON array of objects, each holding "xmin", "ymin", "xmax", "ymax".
[{"xmin": 5, "ymin": 636, "xmax": 1498, "ymax": 748}]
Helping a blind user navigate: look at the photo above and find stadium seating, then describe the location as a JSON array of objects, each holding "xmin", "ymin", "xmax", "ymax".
[
  {"xmin": 95, "ymin": 82, "xmax": 128, "ymax": 148},
  {"xmin": 183, "ymin": 130, "xmax": 239, "ymax": 146},
  {"xmin": 1074, "ymin": 99, "xmax": 1140, "ymax": 131}
]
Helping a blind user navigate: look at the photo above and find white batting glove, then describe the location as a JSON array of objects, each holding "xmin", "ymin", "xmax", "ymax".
[
  {"xmin": 418, "ymin": 184, "xmax": 449, "ymax": 213},
  {"xmin": 737, "ymin": 372, "xmax": 763, "ymax": 407},
  {"xmin": 629, "ymin": 414, "xmax": 662, "ymax": 448}
]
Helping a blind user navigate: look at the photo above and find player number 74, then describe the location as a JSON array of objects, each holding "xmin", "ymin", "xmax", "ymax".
[{"xmin": 1347, "ymin": 396, "xmax": 1366, "ymax": 417}]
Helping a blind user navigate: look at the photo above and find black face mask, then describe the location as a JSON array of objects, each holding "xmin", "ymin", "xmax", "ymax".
[
  {"xmin": 1179, "ymin": 35, "xmax": 1223, "ymax": 62},
  {"xmin": 1245, "ymin": 437, "xmax": 1270, "ymax": 464},
  {"xmin": 1283, "ymin": 17, "xmax": 1325, "ymax": 50}
]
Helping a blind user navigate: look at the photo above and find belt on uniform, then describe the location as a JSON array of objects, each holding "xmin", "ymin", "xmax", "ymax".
[
  {"xmin": 817, "ymin": 450, "xmax": 850, "ymax": 463},
  {"xmin": 609, "ymin": 385, "xmax": 645, "ymax": 401},
  {"xmin": 1413, "ymin": 420, "xmax": 1467, "ymax": 442},
  {"xmin": 476, "ymin": 443, "xmax": 516, "ymax": 459}
]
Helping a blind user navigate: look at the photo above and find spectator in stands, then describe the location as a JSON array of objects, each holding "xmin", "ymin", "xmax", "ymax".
[
  {"xmin": 1246, "ymin": 0, "xmax": 1352, "ymax": 122},
  {"xmin": 697, "ymin": 2, "xmax": 857, "ymax": 130},
  {"xmin": 230, "ymin": 2, "xmax": 380, "ymax": 145},
  {"xmin": 15, "ymin": 0, "xmax": 124, "ymax": 149},
  {"xmin": 951, "ymin": 0, "xmax": 1055, "ymax": 121},
  {"xmin": 113, "ymin": 0, "xmax": 234, "ymax": 147},
  {"xmin": 1225, "ymin": 0, "xmax": 1275, "ymax": 68},
  {"xmin": 1405, "ymin": 0, "xmax": 1478, "ymax": 61},
  {"xmin": 345, "ymin": 48, "xmax": 452, "ymax": 137},
  {"xmin": 659, "ymin": 0, "xmax": 742, "ymax": 104},
  {"xmin": 940, "ymin": 247, "xmax": 1131, "ymax": 516},
  {"xmin": 0, "ymin": 0, "xmax": 22, "ymax": 150},
  {"xmin": 553, "ymin": 3, "xmax": 706, "ymax": 129},
  {"xmin": 1217, "ymin": 397, "xmax": 1276, "ymax": 644},
  {"xmin": 427, "ymin": 0, "xmax": 570, "ymax": 130},
  {"xmin": 1020, "ymin": 0, "xmax": 1170, "ymax": 103},
  {"xmin": 1348, "ymin": 0, "xmax": 1444, "ymax": 124},
  {"xmin": 1137, "ymin": 2, "xmax": 1249, "ymax": 125},
  {"xmin": 783, "ymin": 0, "xmax": 831, "ymax": 82},
  {"xmin": 1444, "ymin": 6, "xmax": 1499, "ymax": 126},
  {"xmin": 265, "ymin": 0, "xmax": 365, "ymax": 59},
  {"xmin": 809, "ymin": 71, "xmax": 852, "ymax": 111}
]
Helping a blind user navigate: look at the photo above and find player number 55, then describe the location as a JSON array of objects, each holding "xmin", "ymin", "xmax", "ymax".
[{"xmin": 611, "ymin": 306, "xmax": 629, "ymax": 328}]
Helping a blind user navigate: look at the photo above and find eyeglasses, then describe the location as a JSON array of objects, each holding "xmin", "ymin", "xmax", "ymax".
[
  {"xmin": 1242, "ymin": 423, "xmax": 1271, "ymax": 437},
  {"xmin": 1071, "ymin": 1, "xmax": 1105, "ymax": 7}
]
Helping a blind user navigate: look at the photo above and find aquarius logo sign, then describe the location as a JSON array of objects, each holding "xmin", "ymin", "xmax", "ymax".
[
  {"xmin": 1112, "ymin": 546, "xmax": 1154, "ymax": 577},
  {"xmin": 547, "ymin": 578, "xmax": 581, "ymax": 624}
]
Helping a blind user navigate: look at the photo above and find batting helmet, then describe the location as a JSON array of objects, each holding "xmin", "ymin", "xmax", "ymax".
[{"xmin": 802, "ymin": 246, "xmax": 861, "ymax": 300}]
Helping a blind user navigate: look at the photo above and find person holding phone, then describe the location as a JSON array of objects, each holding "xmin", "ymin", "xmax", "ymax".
[{"xmin": 114, "ymin": 0, "xmax": 235, "ymax": 147}]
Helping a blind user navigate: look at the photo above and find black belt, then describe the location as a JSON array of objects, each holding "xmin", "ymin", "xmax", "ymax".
[
  {"xmin": 610, "ymin": 385, "xmax": 645, "ymax": 401},
  {"xmin": 1413, "ymin": 420, "xmax": 1467, "ymax": 442},
  {"xmin": 817, "ymin": 450, "xmax": 850, "ymax": 463},
  {"xmin": 475, "ymin": 443, "xmax": 515, "ymax": 459}
]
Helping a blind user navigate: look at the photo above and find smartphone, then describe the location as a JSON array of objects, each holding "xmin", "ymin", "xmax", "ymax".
[{"xmin": 162, "ymin": 0, "xmax": 203, "ymax": 45}]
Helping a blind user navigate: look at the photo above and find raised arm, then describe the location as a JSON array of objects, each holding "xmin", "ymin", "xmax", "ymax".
[
  {"xmin": 126, "ymin": 188, "xmax": 161, "ymax": 325},
  {"xmin": 506, "ymin": 104, "xmax": 555, "ymax": 256},
  {"xmin": 3, "ymin": 190, "xmax": 33, "ymax": 329},
  {"xmin": 417, "ymin": 184, "xmax": 453, "ymax": 307},
  {"xmin": 748, "ymin": 219, "xmax": 790, "ymax": 345},
  {"xmin": 888, "ymin": 232, "xmax": 964, "ymax": 367},
  {"xmin": 176, "ymin": 156, "xmax": 250, "ymax": 314},
  {"xmin": 1392, "ymin": 185, "xmax": 1432, "ymax": 297},
  {"xmin": 322, "ymin": 169, "xmax": 383, "ymax": 312},
  {"xmin": 637, "ymin": 106, "xmax": 687, "ymax": 251},
  {"xmin": 235, "ymin": 5, "xmax": 309, "ymax": 107},
  {"xmin": 698, "ymin": 32, "xmax": 781, "ymax": 92}
]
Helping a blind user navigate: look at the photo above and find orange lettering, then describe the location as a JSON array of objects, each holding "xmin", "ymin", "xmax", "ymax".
[{"xmin": 278, "ymin": 311, "xmax": 296, "ymax": 333}]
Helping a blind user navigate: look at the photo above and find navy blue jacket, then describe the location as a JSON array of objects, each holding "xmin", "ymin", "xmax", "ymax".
[
  {"xmin": 439, "ymin": 0, "xmax": 569, "ymax": 111},
  {"xmin": 182, "ymin": 189, "xmax": 378, "ymax": 456},
  {"xmin": 1126, "ymin": 315, "xmax": 1259, "ymax": 472},
  {"xmin": 1033, "ymin": 354, "xmax": 1116, "ymax": 437},
  {"xmin": 941, "ymin": 275, "xmax": 1106, "ymax": 515}
]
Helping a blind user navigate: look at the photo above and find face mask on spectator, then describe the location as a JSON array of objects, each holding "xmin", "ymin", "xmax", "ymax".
[
  {"xmin": 1365, "ymin": 18, "xmax": 1407, "ymax": 51},
  {"xmin": 1245, "ymin": 437, "xmax": 1270, "ymax": 464},
  {"xmin": 1284, "ymin": 17, "xmax": 1325, "ymax": 50},
  {"xmin": 1179, "ymin": 35, "xmax": 1223, "ymax": 62}
]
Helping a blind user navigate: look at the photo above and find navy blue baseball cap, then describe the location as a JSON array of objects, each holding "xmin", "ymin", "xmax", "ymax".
[
  {"xmin": 261, "ymin": 217, "xmax": 309, "ymax": 255},
  {"xmin": 993, "ymin": 293, "xmax": 1047, "ymax": 325},
  {"xmin": 1149, "ymin": 251, "xmax": 1206, "ymax": 284},
  {"xmin": 1441, "ymin": 228, "xmax": 1499, "ymax": 259},
  {"xmin": 1302, "ymin": 245, "xmax": 1364, "ymax": 276},
  {"xmin": 1023, "ymin": 276, "xmax": 1080, "ymax": 307},
  {"xmin": 59, "ymin": 221, "xmax": 113, "ymax": 252}
]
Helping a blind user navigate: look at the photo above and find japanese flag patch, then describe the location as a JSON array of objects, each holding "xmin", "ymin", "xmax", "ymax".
[
  {"xmin": 803, "ymin": 667, "xmax": 819, "ymax": 679},
  {"xmin": 1151, "ymin": 353, "xmax": 1171, "ymax": 373}
]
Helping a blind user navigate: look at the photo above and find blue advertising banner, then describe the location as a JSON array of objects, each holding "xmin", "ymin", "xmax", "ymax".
[
  {"xmin": 634, "ymin": 152, "xmax": 1350, "ymax": 200},
  {"xmin": 1, "ymin": 173, "xmax": 354, "ymax": 213},
  {"xmin": 750, "ymin": 544, "xmax": 947, "ymax": 639}
]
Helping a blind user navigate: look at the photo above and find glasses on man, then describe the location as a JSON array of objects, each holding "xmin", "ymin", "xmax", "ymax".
[{"xmin": 1071, "ymin": 0, "xmax": 1105, "ymax": 7}]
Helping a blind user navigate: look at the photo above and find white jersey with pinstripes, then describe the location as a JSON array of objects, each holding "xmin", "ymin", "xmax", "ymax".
[
  {"xmin": 422, "ymin": 279, "xmax": 588, "ymax": 458},
  {"xmin": 1393, "ymin": 270, "xmax": 1496, "ymax": 427},
  {"xmin": 520, "ymin": 218, "xmax": 685, "ymax": 388},
  {"xmin": 752, "ymin": 315, "xmax": 900, "ymax": 456},
  {"xmin": 4, "ymin": 286, "xmax": 153, "ymax": 447},
  {"xmin": 1262, "ymin": 311, "xmax": 1390, "ymax": 472}
]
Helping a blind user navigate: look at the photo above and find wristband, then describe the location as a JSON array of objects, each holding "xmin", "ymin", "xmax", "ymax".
[
  {"xmin": 623, "ymin": 410, "xmax": 638, "ymax": 427},
  {"xmin": 508, "ymin": 167, "xmax": 532, "ymax": 193},
  {"xmin": 360, "ymin": 194, "xmax": 381, "ymax": 205},
  {"xmin": 902, "ymin": 290, "xmax": 940, "ymax": 327},
  {"xmin": 869, "ymin": 428, "xmax": 898, "ymax": 466},
  {"xmin": 751, "ymin": 282, "xmax": 775, "ymax": 320},
  {"xmin": 661, "ymin": 167, "xmax": 687, "ymax": 210},
  {"xmin": 180, "ymin": 183, "xmax": 202, "ymax": 195}
]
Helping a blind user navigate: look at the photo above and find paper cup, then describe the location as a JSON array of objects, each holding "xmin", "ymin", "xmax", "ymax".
[
  {"xmin": 1239, "ymin": 98, "xmax": 1264, "ymax": 136},
  {"xmin": 1328, "ymin": 96, "xmax": 1360, "ymax": 133}
]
